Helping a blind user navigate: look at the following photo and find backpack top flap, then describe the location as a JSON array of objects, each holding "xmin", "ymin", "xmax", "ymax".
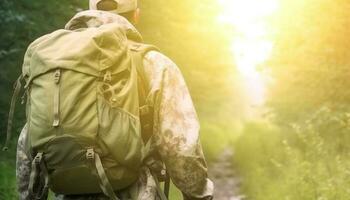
[{"xmin": 22, "ymin": 22, "xmax": 131, "ymax": 87}]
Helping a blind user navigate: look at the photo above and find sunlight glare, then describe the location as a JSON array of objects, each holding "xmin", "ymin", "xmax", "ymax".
[{"xmin": 218, "ymin": 0, "xmax": 278, "ymax": 107}]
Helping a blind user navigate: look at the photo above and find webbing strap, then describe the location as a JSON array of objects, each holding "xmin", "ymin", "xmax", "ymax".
[
  {"xmin": 129, "ymin": 42, "xmax": 159, "ymax": 106},
  {"xmin": 86, "ymin": 148, "xmax": 120, "ymax": 200},
  {"xmin": 41, "ymin": 158, "xmax": 49, "ymax": 197},
  {"xmin": 129, "ymin": 43, "xmax": 169, "ymax": 199},
  {"xmin": 52, "ymin": 69, "xmax": 61, "ymax": 127},
  {"xmin": 3, "ymin": 75, "xmax": 23, "ymax": 151},
  {"xmin": 130, "ymin": 49, "xmax": 155, "ymax": 144},
  {"xmin": 130, "ymin": 49, "xmax": 149, "ymax": 105},
  {"xmin": 28, "ymin": 155, "xmax": 40, "ymax": 196},
  {"xmin": 150, "ymin": 170, "xmax": 168, "ymax": 200},
  {"xmin": 164, "ymin": 171, "xmax": 170, "ymax": 199},
  {"xmin": 28, "ymin": 153, "xmax": 49, "ymax": 200}
]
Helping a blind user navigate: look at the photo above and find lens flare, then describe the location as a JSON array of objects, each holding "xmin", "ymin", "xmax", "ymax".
[{"xmin": 218, "ymin": 0, "xmax": 278, "ymax": 108}]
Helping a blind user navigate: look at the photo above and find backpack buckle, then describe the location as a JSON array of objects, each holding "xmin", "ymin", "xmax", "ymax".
[
  {"xmin": 86, "ymin": 148, "xmax": 95, "ymax": 160},
  {"xmin": 103, "ymin": 71, "xmax": 112, "ymax": 82},
  {"xmin": 34, "ymin": 153, "xmax": 43, "ymax": 164},
  {"xmin": 140, "ymin": 105, "xmax": 151, "ymax": 116},
  {"xmin": 54, "ymin": 69, "xmax": 61, "ymax": 84}
]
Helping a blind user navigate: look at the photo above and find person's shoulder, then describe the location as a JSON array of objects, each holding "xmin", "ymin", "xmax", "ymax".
[
  {"xmin": 144, "ymin": 50, "xmax": 179, "ymax": 72},
  {"xmin": 142, "ymin": 49, "xmax": 184, "ymax": 88}
]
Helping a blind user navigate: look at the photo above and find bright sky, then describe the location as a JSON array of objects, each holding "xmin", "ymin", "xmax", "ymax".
[{"xmin": 217, "ymin": 0, "xmax": 278, "ymax": 107}]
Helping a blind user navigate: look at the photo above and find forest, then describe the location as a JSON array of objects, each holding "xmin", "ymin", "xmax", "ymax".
[{"xmin": 1, "ymin": 0, "xmax": 350, "ymax": 199}]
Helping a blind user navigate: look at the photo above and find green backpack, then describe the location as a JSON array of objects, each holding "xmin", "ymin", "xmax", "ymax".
[{"xmin": 4, "ymin": 22, "xmax": 162, "ymax": 200}]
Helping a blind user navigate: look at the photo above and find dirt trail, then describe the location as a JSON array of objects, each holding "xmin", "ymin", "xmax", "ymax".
[{"xmin": 208, "ymin": 148, "xmax": 245, "ymax": 200}]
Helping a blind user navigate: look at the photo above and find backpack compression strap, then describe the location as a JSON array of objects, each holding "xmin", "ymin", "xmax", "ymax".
[
  {"xmin": 3, "ymin": 75, "xmax": 24, "ymax": 151},
  {"xmin": 129, "ymin": 42, "xmax": 158, "ymax": 143},
  {"xmin": 129, "ymin": 43, "xmax": 170, "ymax": 200},
  {"xmin": 27, "ymin": 150, "xmax": 121, "ymax": 200},
  {"xmin": 28, "ymin": 152, "xmax": 49, "ymax": 200},
  {"xmin": 150, "ymin": 170, "xmax": 169, "ymax": 200},
  {"xmin": 86, "ymin": 148, "xmax": 121, "ymax": 200}
]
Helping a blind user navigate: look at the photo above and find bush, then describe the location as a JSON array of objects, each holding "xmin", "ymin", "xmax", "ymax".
[
  {"xmin": 200, "ymin": 119, "xmax": 239, "ymax": 161},
  {"xmin": 0, "ymin": 145, "xmax": 17, "ymax": 200},
  {"xmin": 234, "ymin": 108, "xmax": 350, "ymax": 200}
]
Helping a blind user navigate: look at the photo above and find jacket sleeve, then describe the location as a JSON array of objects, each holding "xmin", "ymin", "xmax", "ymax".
[
  {"xmin": 16, "ymin": 124, "xmax": 32, "ymax": 200},
  {"xmin": 143, "ymin": 51, "xmax": 214, "ymax": 200}
]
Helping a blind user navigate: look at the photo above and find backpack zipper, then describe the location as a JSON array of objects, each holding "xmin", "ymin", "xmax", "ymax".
[{"xmin": 53, "ymin": 69, "xmax": 61, "ymax": 127}]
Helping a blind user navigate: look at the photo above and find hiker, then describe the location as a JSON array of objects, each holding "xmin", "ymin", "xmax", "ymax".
[{"xmin": 15, "ymin": 0, "xmax": 213, "ymax": 199}]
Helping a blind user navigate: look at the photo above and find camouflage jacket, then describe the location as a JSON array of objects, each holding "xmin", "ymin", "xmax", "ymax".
[{"xmin": 16, "ymin": 10, "xmax": 214, "ymax": 200}]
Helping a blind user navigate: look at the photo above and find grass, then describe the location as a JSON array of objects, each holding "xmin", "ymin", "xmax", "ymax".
[
  {"xmin": 0, "ymin": 143, "xmax": 18, "ymax": 200},
  {"xmin": 234, "ymin": 109, "xmax": 350, "ymax": 200},
  {"xmin": 0, "ymin": 163, "xmax": 17, "ymax": 199},
  {"xmin": 200, "ymin": 119, "xmax": 241, "ymax": 162}
]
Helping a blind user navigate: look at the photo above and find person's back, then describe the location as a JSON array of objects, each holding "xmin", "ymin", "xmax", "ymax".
[{"xmin": 16, "ymin": 1, "xmax": 214, "ymax": 199}]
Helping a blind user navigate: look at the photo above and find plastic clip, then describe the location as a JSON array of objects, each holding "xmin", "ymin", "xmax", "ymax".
[
  {"xmin": 86, "ymin": 148, "xmax": 95, "ymax": 160},
  {"xmin": 54, "ymin": 69, "xmax": 61, "ymax": 84},
  {"xmin": 103, "ymin": 71, "xmax": 112, "ymax": 82},
  {"xmin": 34, "ymin": 153, "xmax": 43, "ymax": 164}
]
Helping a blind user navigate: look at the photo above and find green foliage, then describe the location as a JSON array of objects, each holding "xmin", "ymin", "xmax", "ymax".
[
  {"xmin": 200, "ymin": 119, "xmax": 240, "ymax": 161},
  {"xmin": 235, "ymin": 108, "xmax": 350, "ymax": 200},
  {"xmin": 0, "ymin": 163, "xmax": 17, "ymax": 200},
  {"xmin": 233, "ymin": 1, "xmax": 350, "ymax": 199},
  {"xmin": 0, "ymin": 141, "xmax": 17, "ymax": 199},
  {"xmin": 267, "ymin": 0, "xmax": 350, "ymax": 123}
]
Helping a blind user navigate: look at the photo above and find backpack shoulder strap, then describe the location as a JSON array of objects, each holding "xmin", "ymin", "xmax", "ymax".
[
  {"xmin": 129, "ymin": 43, "xmax": 170, "ymax": 200},
  {"xmin": 129, "ymin": 42, "xmax": 159, "ymax": 143},
  {"xmin": 129, "ymin": 42, "xmax": 158, "ymax": 99}
]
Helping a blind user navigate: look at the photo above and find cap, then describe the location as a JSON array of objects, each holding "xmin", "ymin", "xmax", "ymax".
[{"xmin": 89, "ymin": 0, "xmax": 137, "ymax": 14}]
